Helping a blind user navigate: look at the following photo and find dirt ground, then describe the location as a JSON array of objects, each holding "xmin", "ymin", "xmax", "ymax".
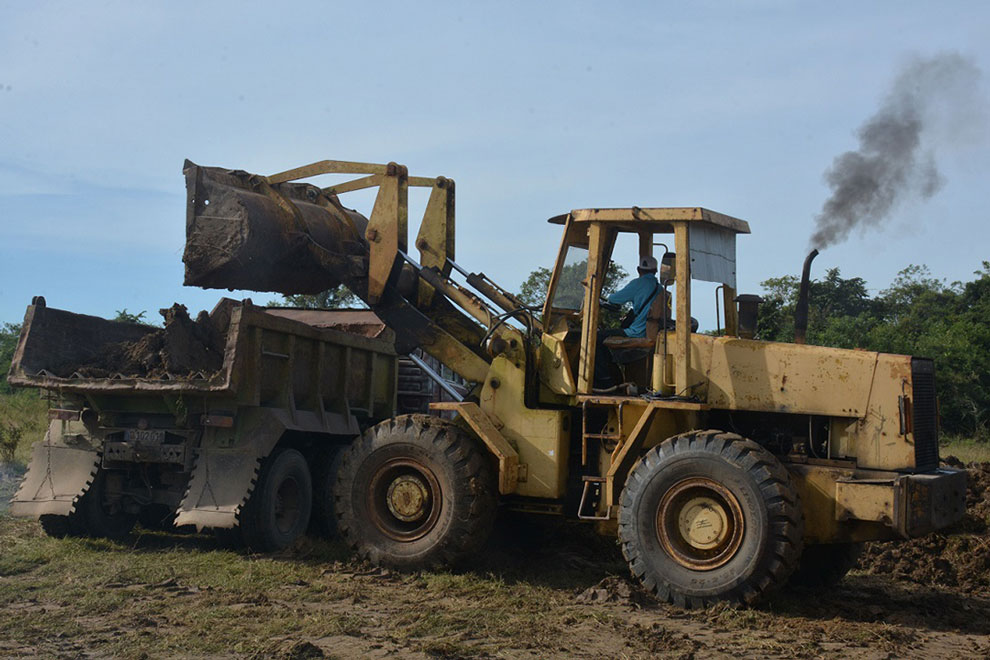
[{"xmin": 1, "ymin": 461, "xmax": 988, "ymax": 659}]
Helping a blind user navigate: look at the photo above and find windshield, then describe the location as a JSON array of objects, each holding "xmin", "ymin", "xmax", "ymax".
[{"xmin": 550, "ymin": 245, "xmax": 589, "ymax": 310}]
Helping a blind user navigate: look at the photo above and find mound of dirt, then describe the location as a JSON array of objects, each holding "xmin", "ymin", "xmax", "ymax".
[
  {"xmin": 73, "ymin": 304, "xmax": 226, "ymax": 380},
  {"xmin": 858, "ymin": 460, "xmax": 990, "ymax": 593}
]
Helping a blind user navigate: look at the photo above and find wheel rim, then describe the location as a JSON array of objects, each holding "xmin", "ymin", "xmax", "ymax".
[
  {"xmin": 656, "ymin": 477, "xmax": 745, "ymax": 571},
  {"xmin": 368, "ymin": 457, "xmax": 442, "ymax": 542},
  {"xmin": 274, "ymin": 476, "xmax": 302, "ymax": 534}
]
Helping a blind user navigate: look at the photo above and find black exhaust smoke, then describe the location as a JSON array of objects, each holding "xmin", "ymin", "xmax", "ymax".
[{"xmin": 810, "ymin": 53, "xmax": 985, "ymax": 250}]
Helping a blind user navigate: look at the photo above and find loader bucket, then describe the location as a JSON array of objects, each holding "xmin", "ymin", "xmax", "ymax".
[{"xmin": 182, "ymin": 161, "xmax": 370, "ymax": 295}]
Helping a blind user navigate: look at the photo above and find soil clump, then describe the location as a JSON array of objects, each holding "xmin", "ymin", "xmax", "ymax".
[{"xmin": 72, "ymin": 304, "xmax": 226, "ymax": 379}]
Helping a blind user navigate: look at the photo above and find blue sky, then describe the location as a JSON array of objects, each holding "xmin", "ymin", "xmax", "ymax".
[{"xmin": 1, "ymin": 2, "xmax": 988, "ymax": 330}]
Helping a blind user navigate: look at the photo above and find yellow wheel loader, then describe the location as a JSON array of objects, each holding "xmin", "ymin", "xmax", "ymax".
[{"xmin": 178, "ymin": 159, "xmax": 962, "ymax": 605}]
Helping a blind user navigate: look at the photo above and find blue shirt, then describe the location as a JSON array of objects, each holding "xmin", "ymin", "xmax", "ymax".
[{"xmin": 607, "ymin": 273, "xmax": 661, "ymax": 337}]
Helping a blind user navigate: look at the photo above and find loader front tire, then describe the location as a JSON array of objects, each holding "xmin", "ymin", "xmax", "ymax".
[
  {"xmin": 619, "ymin": 430, "xmax": 803, "ymax": 607},
  {"xmin": 334, "ymin": 414, "xmax": 497, "ymax": 570}
]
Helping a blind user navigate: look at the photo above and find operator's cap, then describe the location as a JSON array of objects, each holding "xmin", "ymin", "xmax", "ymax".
[{"xmin": 639, "ymin": 255, "xmax": 658, "ymax": 271}]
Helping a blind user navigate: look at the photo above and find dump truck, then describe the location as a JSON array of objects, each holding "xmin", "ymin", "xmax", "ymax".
[
  {"xmin": 171, "ymin": 158, "xmax": 968, "ymax": 606},
  {"xmin": 7, "ymin": 297, "xmax": 442, "ymax": 550}
]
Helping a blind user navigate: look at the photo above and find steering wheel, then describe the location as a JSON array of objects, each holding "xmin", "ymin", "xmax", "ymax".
[{"xmin": 600, "ymin": 299, "xmax": 621, "ymax": 312}]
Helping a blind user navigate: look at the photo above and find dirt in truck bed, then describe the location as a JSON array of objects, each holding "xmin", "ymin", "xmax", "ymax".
[{"xmin": 70, "ymin": 304, "xmax": 226, "ymax": 379}]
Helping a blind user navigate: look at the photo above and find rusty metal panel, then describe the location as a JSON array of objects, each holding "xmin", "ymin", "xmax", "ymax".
[
  {"xmin": 900, "ymin": 469, "xmax": 967, "ymax": 537},
  {"xmin": 705, "ymin": 338, "xmax": 877, "ymax": 417},
  {"xmin": 430, "ymin": 401, "xmax": 519, "ymax": 495},
  {"xmin": 264, "ymin": 308, "xmax": 388, "ymax": 338},
  {"xmin": 853, "ymin": 353, "xmax": 917, "ymax": 471},
  {"xmin": 835, "ymin": 479, "xmax": 898, "ymax": 525}
]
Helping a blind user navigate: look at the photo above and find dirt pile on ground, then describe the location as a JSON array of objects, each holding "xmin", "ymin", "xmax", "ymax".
[
  {"xmin": 73, "ymin": 304, "xmax": 226, "ymax": 379},
  {"xmin": 858, "ymin": 460, "xmax": 990, "ymax": 593}
]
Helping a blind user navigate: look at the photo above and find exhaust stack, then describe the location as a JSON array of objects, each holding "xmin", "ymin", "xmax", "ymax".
[{"xmin": 794, "ymin": 249, "xmax": 819, "ymax": 345}]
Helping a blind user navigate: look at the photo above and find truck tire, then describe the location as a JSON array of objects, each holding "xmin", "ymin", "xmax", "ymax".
[
  {"xmin": 240, "ymin": 448, "xmax": 313, "ymax": 552},
  {"xmin": 39, "ymin": 513, "xmax": 84, "ymax": 538},
  {"xmin": 71, "ymin": 469, "xmax": 137, "ymax": 540},
  {"xmin": 619, "ymin": 430, "xmax": 803, "ymax": 607},
  {"xmin": 334, "ymin": 414, "xmax": 497, "ymax": 570},
  {"xmin": 789, "ymin": 543, "xmax": 862, "ymax": 587}
]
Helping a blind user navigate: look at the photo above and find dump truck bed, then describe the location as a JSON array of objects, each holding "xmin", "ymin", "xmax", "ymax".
[{"xmin": 8, "ymin": 299, "xmax": 397, "ymax": 407}]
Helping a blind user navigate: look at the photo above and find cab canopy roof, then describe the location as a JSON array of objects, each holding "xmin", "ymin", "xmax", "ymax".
[{"xmin": 548, "ymin": 207, "xmax": 751, "ymax": 235}]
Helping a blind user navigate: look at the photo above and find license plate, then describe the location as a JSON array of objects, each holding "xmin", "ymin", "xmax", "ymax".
[{"xmin": 124, "ymin": 429, "xmax": 166, "ymax": 444}]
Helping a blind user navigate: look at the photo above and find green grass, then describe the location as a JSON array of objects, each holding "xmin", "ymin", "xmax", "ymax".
[
  {"xmin": 0, "ymin": 391, "xmax": 47, "ymax": 466},
  {"xmin": 941, "ymin": 435, "xmax": 990, "ymax": 464}
]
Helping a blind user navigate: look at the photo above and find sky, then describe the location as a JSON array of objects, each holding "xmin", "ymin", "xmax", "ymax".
[{"xmin": 1, "ymin": 1, "xmax": 988, "ymax": 332}]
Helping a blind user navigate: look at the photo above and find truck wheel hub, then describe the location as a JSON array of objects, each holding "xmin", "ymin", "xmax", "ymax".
[
  {"xmin": 386, "ymin": 475, "xmax": 430, "ymax": 522},
  {"xmin": 657, "ymin": 477, "xmax": 744, "ymax": 571}
]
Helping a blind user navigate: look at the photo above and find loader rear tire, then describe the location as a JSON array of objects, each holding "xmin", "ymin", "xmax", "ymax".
[
  {"xmin": 239, "ymin": 448, "xmax": 313, "ymax": 552},
  {"xmin": 788, "ymin": 543, "xmax": 862, "ymax": 587},
  {"xmin": 334, "ymin": 414, "xmax": 497, "ymax": 570},
  {"xmin": 619, "ymin": 430, "xmax": 803, "ymax": 608}
]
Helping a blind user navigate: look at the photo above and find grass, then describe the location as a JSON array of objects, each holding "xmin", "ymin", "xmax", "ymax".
[
  {"xmin": 941, "ymin": 435, "xmax": 990, "ymax": 464},
  {"xmin": 0, "ymin": 391, "xmax": 47, "ymax": 466}
]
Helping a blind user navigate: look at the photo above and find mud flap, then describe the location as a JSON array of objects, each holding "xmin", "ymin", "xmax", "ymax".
[
  {"xmin": 10, "ymin": 427, "xmax": 100, "ymax": 518},
  {"xmin": 174, "ymin": 447, "xmax": 264, "ymax": 530},
  {"xmin": 175, "ymin": 410, "xmax": 287, "ymax": 531}
]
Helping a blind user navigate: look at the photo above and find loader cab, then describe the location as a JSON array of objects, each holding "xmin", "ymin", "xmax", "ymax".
[{"xmin": 542, "ymin": 208, "xmax": 750, "ymax": 397}]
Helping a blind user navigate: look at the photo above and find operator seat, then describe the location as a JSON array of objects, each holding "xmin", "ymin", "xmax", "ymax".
[{"xmin": 604, "ymin": 290, "xmax": 671, "ymax": 352}]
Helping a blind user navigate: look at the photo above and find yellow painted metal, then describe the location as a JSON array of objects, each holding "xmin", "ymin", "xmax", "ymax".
[
  {"xmin": 564, "ymin": 207, "xmax": 751, "ymax": 235},
  {"xmin": 430, "ymin": 401, "xmax": 519, "ymax": 495},
  {"xmin": 541, "ymin": 214, "xmax": 577, "ymax": 327},
  {"xmin": 537, "ymin": 332, "xmax": 577, "ymax": 399},
  {"xmin": 853, "ymin": 353, "xmax": 917, "ymax": 470},
  {"xmin": 835, "ymin": 479, "xmax": 897, "ymax": 526},
  {"xmin": 577, "ymin": 223, "xmax": 606, "ymax": 393},
  {"xmin": 702, "ymin": 337, "xmax": 877, "ymax": 416},
  {"xmin": 419, "ymin": 269, "xmax": 492, "ymax": 328},
  {"xmin": 789, "ymin": 463, "xmax": 902, "ymax": 544},
  {"xmin": 366, "ymin": 167, "xmax": 408, "ymax": 304},
  {"xmin": 323, "ymin": 174, "xmax": 382, "ymax": 195},
  {"xmin": 415, "ymin": 328, "xmax": 490, "ymax": 386},
  {"xmin": 721, "ymin": 285, "xmax": 738, "ymax": 337},
  {"xmin": 266, "ymin": 159, "xmax": 390, "ymax": 184},
  {"xmin": 415, "ymin": 178, "xmax": 455, "ymax": 306},
  {"xmin": 479, "ymin": 356, "xmax": 569, "ymax": 499},
  {"xmin": 673, "ymin": 222, "xmax": 692, "ymax": 396}
]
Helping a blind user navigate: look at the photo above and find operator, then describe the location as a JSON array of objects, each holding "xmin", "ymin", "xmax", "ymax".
[
  {"xmin": 602, "ymin": 255, "xmax": 664, "ymax": 340},
  {"xmin": 595, "ymin": 256, "xmax": 666, "ymax": 389}
]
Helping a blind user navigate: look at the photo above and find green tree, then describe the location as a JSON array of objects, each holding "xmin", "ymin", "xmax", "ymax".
[
  {"xmin": 0, "ymin": 323, "xmax": 22, "ymax": 395},
  {"xmin": 517, "ymin": 262, "xmax": 629, "ymax": 308},
  {"xmin": 268, "ymin": 285, "xmax": 363, "ymax": 309},
  {"xmin": 113, "ymin": 309, "xmax": 148, "ymax": 324}
]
